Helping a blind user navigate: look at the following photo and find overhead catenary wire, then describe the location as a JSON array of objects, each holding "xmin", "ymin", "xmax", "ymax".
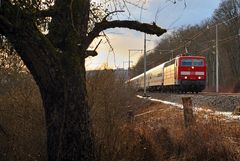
[
  {"xmin": 137, "ymin": 31, "xmax": 240, "ymax": 70},
  {"xmin": 144, "ymin": 15, "xmax": 240, "ymax": 63},
  {"xmin": 197, "ymin": 34, "xmax": 240, "ymax": 55},
  {"xmin": 131, "ymin": 13, "xmax": 239, "ymax": 78}
]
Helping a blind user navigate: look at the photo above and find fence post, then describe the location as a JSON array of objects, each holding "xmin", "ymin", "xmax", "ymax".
[
  {"xmin": 233, "ymin": 106, "xmax": 240, "ymax": 115},
  {"xmin": 182, "ymin": 97, "xmax": 194, "ymax": 128}
]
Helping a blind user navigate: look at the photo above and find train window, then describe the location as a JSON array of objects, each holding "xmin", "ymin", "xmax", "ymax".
[
  {"xmin": 157, "ymin": 73, "xmax": 162, "ymax": 77},
  {"xmin": 193, "ymin": 59, "xmax": 204, "ymax": 66},
  {"xmin": 181, "ymin": 59, "xmax": 192, "ymax": 66}
]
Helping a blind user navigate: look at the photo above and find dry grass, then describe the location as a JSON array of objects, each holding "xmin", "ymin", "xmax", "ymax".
[
  {"xmin": 131, "ymin": 103, "xmax": 240, "ymax": 161},
  {"xmin": 87, "ymin": 69, "xmax": 150, "ymax": 161},
  {"xmin": 0, "ymin": 74, "xmax": 46, "ymax": 161},
  {"xmin": 87, "ymin": 69, "xmax": 240, "ymax": 161},
  {"xmin": 1, "ymin": 69, "xmax": 240, "ymax": 161}
]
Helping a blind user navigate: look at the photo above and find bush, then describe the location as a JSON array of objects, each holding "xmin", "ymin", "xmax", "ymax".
[
  {"xmin": 0, "ymin": 73, "xmax": 46, "ymax": 161},
  {"xmin": 87, "ymin": 69, "xmax": 140, "ymax": 161}
]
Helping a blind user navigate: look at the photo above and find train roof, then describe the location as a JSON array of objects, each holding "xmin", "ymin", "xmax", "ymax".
[
  {"xmin": 146, "ymin": 63, "xmax": 165, "ymax": 74},
  {"xmin": 129, "ymin": 63, "xmax": 165, "ymax": 81},
  {"xmin": 129, "ymin": 73, "xmax": 144, "ymax": 81},
  {"xmin": 129, "ymin": 55, "xmax": 206, "ymax": 82},
  {"xmin": 176, "ymin": 55, "xmax": 206, "ymax": 59}
]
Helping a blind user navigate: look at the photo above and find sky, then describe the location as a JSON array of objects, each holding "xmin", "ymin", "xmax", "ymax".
[{"xmin": 86, "ymin": 0, "xmax": 221, "ymax": 70}]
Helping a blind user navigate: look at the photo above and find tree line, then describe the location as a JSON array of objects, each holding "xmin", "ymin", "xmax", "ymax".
[{"xmin": 132, "ymin": 0, "xmax": 240, "ymax": 92}]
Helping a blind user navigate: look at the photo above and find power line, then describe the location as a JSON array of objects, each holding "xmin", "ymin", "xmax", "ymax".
[
  {"xmin": 133, "ymin": 15, "xmax": 240, "ymax": 76},
  {"xmin": 137, "ymin": 32, "xmax": 240, "ymax": 69},
  {"xmin": 145, "ymin": 15, "xmax": 240, "ymax": 59}
]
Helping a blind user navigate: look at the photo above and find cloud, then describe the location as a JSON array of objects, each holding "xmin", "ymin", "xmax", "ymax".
[
  {"xmin": 86, "ymin": 0, "xmax": 221, "ymax": 70},
  {"xmin": 86, "ymin": 28, "xmax": 159, "ymax": 70}
]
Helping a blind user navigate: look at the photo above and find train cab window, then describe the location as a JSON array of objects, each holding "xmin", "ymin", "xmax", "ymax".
[
  {"xmin": 193, "ymin": 59, "xmax": 204, "ymax": 66},
  {"xmin": 181, "ymin": 59, "xmax": 192, "ymax": 66}
]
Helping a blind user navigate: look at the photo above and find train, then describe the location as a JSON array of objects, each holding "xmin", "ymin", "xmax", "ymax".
[{"xmin": 128, "ymin": 55, "xmax": 207, "ymax": 93}]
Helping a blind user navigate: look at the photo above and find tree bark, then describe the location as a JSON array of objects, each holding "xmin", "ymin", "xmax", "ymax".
[
  {"xmin": 1, "ymin": 4, "xmax": 96, "ymax": 160},
  {"xmin": 43, "ymin": 62, "xmax": 96, "ymax": 161}
]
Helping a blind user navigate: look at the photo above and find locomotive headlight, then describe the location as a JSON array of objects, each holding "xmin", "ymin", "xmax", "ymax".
[
  {"xmin": 192, "ymin": 66, "xmax": 194, "ymax": 69},
  {"xmin": 184, "ymin": 76, "xmax": 188, "ymax": 79},
  {"xmin": 198, "ymin": 76, "xmax": 201, "ymax": 79}
]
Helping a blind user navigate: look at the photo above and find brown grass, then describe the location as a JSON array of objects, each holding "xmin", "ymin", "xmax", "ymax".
[
  {"xmin": 0, "ymin": 74, "xmax": 46, "ymax": 161},
  {"xmin": 87, "ymin": 69, "xmax": 151, "ymax": 161},
  {"xmin": 0, "ymin": 69, "xmax": 240, "ymax": 161},
  {"xmin": 87, "ymin": 69, "xmax": 240, "ymax": 161},
  {"xmin": 131, "ymin": 103, "xmax": 240, "ymax": 161}
]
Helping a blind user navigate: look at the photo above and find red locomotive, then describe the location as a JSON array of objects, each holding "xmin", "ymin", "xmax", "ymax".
[{"xmin": 129, "ymin": 55, "xmax": 207, "ymax": 93}]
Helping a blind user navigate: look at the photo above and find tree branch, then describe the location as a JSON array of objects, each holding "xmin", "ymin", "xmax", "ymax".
[
  {"xmin": 0, "ymin": 1, "xmax": 62, "ymax": 90},
  {"xmin": 85, "ymin": 50, "xmax": 98, "ymax": 58},
  {"xmin": 0, "ymin": 15, "xmax": 14, "ymax": 33},
  {"xmin": 86, "ymin": 20, "xmax": 167, "ymax": 47},
  {"xmin": 1, "ymin": 0, "xmax": 58, "ymax": 19},
  {"xmin": 29, "ymin": 8, "xmax": 58, "ymax": 18},
  {"xmin": 102, "ymin": 10, "xmax": 125, "ymax": 21},
  {"xmin": 84, "ymin": 39, "xmax": 102, "ymax": 58}
]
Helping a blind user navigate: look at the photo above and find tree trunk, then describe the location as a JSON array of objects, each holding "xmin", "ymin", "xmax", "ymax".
[
  {"xmin": 0, "ymin": 2, "xmax": 166, "ymax": 161},
  {"xmin": 40, "ymin": 62, "xmax": 96, "ymax": 161},
  {"xmin": 0, "ymin": 3, "xmax": 96, "ymax": 160}
]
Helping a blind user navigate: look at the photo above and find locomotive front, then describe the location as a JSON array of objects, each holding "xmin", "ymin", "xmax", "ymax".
[{"xmin": 176, "ymin": 55, "xmax": 206, "ymax": 93}]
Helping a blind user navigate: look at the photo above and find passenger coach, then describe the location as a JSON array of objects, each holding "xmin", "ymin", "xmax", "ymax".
[{"xmin": 129, "ymin": 55, "xmax": 207, "ymax": 93}]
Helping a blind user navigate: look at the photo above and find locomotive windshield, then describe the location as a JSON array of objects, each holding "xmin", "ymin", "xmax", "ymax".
[
  {"xmin": 181, "ymin": 59, "xmax": 192, "ymax": 66},
  {"xmin": 181, "ymin": 58, "xmax": 204, "ymax": 66},
  {"xmin": 193, "ymin": 59, "xmax": 204, "ymax": 66}
]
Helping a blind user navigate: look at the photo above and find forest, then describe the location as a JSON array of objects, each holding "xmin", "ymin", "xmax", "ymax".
[{"xmin": 132, "ymin": 0, "xmax": 240, "ymax": 92}]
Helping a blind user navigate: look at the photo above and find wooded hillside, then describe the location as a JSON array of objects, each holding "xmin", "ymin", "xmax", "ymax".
[{"xmin": 132, "ymin": 0, "xmax": 240, "ymax": 92}]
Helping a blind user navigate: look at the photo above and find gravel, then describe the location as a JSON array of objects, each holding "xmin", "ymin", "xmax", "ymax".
[{"xmin": 144, "ymin": 92, "xmax": 240, "ymax": 112}]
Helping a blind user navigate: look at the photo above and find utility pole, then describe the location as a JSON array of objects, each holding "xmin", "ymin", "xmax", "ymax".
[
  {"xmin": 128, "ymin": 50, "xmax": 130, "ymax": 72},
  {"xmin": 128, "ymin": 49, "xmax": 143, "ymax": 79},
  {"xmin": 123, "ymin": 61, "xmax": 129, "ymax": 79},
  {"xmin": 213, "ymin": 16, "xmax": 239, "ymax": 93},
  {"xmin": 128, "ymin": 50, "xmax": 130, "ymax": 80},
  {"xmin": 144, "ymin": 33, "xmax": 147, "ymax": 96},
  {"xmin": 123, "ymin": 61, "xmax": 128, "ymax": 69},
  {"xmin": 216, "ymin": 24, "xmax": 219, "ymax": 93}
]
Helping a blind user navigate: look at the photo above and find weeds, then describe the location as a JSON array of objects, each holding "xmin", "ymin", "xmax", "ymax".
[
  {"xmin": 133, "ymin": 104, "xmax": 240, "ymax": 161},
  {"xmin": 0, "ymin": 69, "xmax": 240, "ymax": 161},
  {"xmin": 0, "ymin": 73, "xmax": 46, "ymax": 161}
]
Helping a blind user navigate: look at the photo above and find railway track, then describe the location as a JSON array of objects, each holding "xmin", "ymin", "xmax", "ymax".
[
  {"xmin": 146, "ymin": 91, "xmax": 240, "ymax": 96},
  {"xmin": 138, "ymin": 91, "xmax": 240, "ymax": 112},
  {"xmin": 194, "ymin": 92, "xmax": 240, "ymax": 96},
  {"xmin": 136, "ymin": 94, "xmax": 240, "ymax": 122},
  {"xmin": 137, "ymin": 91, "xmax": 240, "ymax": 122}
]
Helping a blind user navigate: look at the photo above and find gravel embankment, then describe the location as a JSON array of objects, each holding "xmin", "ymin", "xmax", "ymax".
[{"xmin": 144, "ymin": 92, "xmax": 240, "ymax": 112}]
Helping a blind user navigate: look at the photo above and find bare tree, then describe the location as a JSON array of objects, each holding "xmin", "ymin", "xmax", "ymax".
[{"xmin": 0, "ymin": 0, "xmax": 166, "ymax": 161}]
